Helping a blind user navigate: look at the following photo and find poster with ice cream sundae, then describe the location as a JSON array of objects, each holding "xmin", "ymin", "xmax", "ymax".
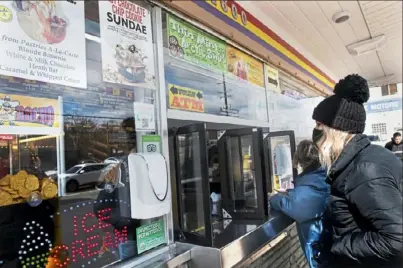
[
  {"xmin": 99, "ymin": 1, "xmax": 156, "ymax": 90},
  {"xmin": 0, "ymin": 0, "xmax": 86, "ymax": 88}
]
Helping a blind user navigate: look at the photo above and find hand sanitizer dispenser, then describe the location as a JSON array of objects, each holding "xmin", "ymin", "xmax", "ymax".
[{"xmin": 128, "ymin": 153, "xmax": 171, "ymax": 219}]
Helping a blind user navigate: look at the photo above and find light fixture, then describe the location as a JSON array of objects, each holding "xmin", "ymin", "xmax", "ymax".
[
  {"xmin": 346, "ymin": 35, "xmax": 387, "ymax": 56},
  {"xmin": 368, "ymin": 74, "xmax": 395, "ymax": 86},
  {"xmin": 333, "ymin": 11, "xmax": 351, "ymax": 23}
]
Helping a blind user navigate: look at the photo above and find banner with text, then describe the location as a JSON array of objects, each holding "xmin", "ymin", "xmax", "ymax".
[
  {"xmin": 0, "ymin": 93, "xmax": 59, "ymax": 128},
  {"xmin": 0, "ymin": 1, "xmax": 86, "ymax": 88},
  {"xmin": 168, "ymin": 84, "xmax": 204, "ymax": 113},
  {"xmin": 99, "ymin": 1, "xmax": 156, "ymax": 89},
  {"xmin": 167, "ymin": 15, "xmax": 227, "ymax": 73},
  {"xmin": 226, "ymin": 46, "xmax": 264, "ymax": 88},
  {"xmin": 265, "ymin": 64, "xmax": 281, "ymax": 93}
]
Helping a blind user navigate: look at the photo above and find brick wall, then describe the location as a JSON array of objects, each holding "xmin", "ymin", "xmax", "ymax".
[{"xmin": 239, "ymin": 223, "xmax": 308, "ymax": 268}]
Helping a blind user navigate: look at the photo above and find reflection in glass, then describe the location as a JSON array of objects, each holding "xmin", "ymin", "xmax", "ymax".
[
  {"xmin": 270, "ymin": 136, "xmax": 293, "ymax": 191},
  {"xmin": 226, "ymin": 135, "xmax": 258, "ymax": 212},
  {"xmin": 177, "ymin": 132, "xmax": 205, "ymax": 235}
]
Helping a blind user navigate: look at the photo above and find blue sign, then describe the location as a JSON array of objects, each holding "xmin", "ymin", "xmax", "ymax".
[{"xmin": 365, "ymin": 98, "xmax": 402, "ymax": 113}]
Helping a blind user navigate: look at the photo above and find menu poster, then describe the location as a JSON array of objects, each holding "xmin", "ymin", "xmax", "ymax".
[
  {"xmin": 167, "ymin": 15, "xmax": 227, "ymax": 73},
  {"xmin": 226, "ymin": 46, "xmax": 264, "ymax": 88},
  {"xmin": 0, "ymin": 93, "xmax": 59, "ymax": 128},
  {"xmin": 0, "ymin": 1, "xmax": 86, "ymax": 88},
  {"xmin": 99, "ymin": 1, "xmax": 156, "ymax": 89},
  {"xmin": 265, "ymin": 64, "xmax": 281, "ymax": 93}
]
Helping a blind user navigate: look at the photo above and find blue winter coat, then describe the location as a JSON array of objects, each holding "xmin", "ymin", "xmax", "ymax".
[{"xmin": 270, "ymin": 166, "xmax": 330, "ymax": 268}]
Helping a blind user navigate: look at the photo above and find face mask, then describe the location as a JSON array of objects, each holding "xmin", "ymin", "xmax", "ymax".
[{"xmin": 312, "ymin": 128, "xmax": 324, "ymax": 144}]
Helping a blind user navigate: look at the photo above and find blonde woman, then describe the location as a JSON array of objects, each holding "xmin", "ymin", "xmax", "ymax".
[{"xmin": 312, "ymin": 74, "xmax": 402, "ymax": 268}]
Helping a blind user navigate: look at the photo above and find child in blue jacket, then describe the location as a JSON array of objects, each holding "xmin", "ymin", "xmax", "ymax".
[{"xmin": 270, "ymin": 140, "xmax": 330, "ymax": 268}]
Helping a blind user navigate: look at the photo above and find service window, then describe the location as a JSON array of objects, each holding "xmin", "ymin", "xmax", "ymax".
[{"xmin": 0, "ymin": 1, "xmax": 166, "ymax": 267}]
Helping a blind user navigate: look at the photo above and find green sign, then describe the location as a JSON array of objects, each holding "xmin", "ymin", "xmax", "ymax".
[
  {"xmin": 167, "ymin": 15, "xmax": 227, "ymax": 73},
  {"xmin": 136, "ymin": 220, "xmax": 166, "ymax": 254},
  {"xmin": 141, "ymin": 135, "xmax": 161, "ymax": 153}
]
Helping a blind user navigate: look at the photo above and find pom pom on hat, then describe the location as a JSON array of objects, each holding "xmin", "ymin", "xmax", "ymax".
[
  {"xmin": 334, "ymin": 74, "xmax": 370, "ymax": 104},
  {"xmin": 313, "ymin": 74, "xmax": 369, "ymax": 133}
]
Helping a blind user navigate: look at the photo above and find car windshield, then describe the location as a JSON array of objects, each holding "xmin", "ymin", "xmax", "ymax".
[{"xmin": 66, "ymin": 166, "xmax": 82, "ymax": 174}]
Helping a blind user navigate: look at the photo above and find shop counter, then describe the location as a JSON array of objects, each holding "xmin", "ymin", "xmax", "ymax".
[{"xmin": 123, "ymin": 210, "xmax": 292, "ymax": 268}]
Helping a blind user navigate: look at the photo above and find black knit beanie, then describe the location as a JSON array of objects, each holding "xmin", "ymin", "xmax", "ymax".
[{"xmin": 312, "ymin": 74, "xmax": 370, "ymax": 134}]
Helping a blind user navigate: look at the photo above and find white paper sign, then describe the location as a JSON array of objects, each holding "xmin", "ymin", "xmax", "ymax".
[
  {"xmin": 133, "ymin": 102, "xmax": 155, "ymax": 132},
  {"xmin": 0, "ymin": 1, "xmax": 86, "ymax": 88},
  {"xmin": 99, "ymin": 1, "xmax": 156, "ymax": 89}
]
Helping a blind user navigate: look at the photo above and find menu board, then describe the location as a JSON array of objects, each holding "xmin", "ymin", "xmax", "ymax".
[
  {"xmin": 167, "ymin": 15, "xmax": 227, "ymax": 73},
  {"xmin": 265, "ymin": 64, "xmax": 281, "ymax": 93},
  {"xmin": 99, "ymin": 1, "xmax": 156, "ymax": 89},
  {"xmin": 226, "ymin": 46, "xmax": 264, "ymax": 88},
  {"xmin": 0, "ymin": 1, "xmax": 87, "ymax": 88},
  {"xmin": 0, "ymin": 93, "xmax": 59, "ymax": 128},
  {"xmin": 0, "ymin": 38, "xmax": 138, "ymax": 120}
]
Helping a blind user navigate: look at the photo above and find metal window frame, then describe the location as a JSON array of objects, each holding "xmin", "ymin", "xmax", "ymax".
[
  {"xmin": 264, "ymin": 130, "xmax": 298, "ymax": 194},
  {"xmin": 153, "ymin": 1, "xmax": 175, "ymax": 249},
  {"xmin": 173, "ymin": 123, "xmax": 213, "ymax": 246}
]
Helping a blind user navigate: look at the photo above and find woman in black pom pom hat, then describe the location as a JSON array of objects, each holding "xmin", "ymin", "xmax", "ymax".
[{"xmin": 311, "ymin": 74, "xmax": 402, "ymax": 268}]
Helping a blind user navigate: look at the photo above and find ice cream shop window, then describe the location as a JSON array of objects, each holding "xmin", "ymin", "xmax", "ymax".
[{"xmin": 0, "ymin": 1, "xmax": 167, "ymax": 267}]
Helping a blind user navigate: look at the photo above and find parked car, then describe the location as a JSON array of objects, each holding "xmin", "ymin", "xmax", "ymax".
[
  {"xmin": 104, "ymin": 157, "xmax": 120, "ymax": 164},
  {"xmin": 78, "ymin": 159, "xmax": 99, "ymax": 164},
  {"xmin": 61, "ymin": 163, "xmax": 108, "ymax": 192}
]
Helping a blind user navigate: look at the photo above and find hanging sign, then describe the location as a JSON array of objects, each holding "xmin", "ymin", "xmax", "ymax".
[
  {"xmin": 0, "ymin": 134, "xmax": 13, "ymax": 141},
  {"xmin": 168, "ymin": 84, "xmax": 204, "ymax": 113},
  {"xmin": 141, "ymin": 135, "xmax": 161, "ymax": 153},
  {"xmin": 99, "ymin": 1, "xmax": 156, "ymax": 89},
  {"xmin": 0, "ymin": 94, "xmax": 59, "ymax": 127},
  {"xmin": 265, "ymin": 64, "xmax": 281, "ymax": 93},
  {"xmin": 136, "ymin": 220, "xmax": 166, "ymax": 254},
  {"xmin": 133, "ymin": 102, "xmax": 155, "ymax": 132},
  {"xmin": 0, "ymin": 1, "xmax": 87, "ymax": 88},
  {"xmin": 167, "ymin": 15, "xmax": 227, "ymax": 73},
  {"xmin": 365, "ymin": 98, "xmax": 402, "ymax": 114},
  {"xmin": 226, "ymin": 46, "xmax": 264, "ymax": 87}
]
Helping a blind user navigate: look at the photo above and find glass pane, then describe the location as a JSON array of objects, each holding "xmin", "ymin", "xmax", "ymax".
[
  {"xmin": 240, "ymin": 135, "xmax": 258, "ymax": 210},
  {"xmin": 226, "ymin": 135, "xmax": 257, "ymax": 212},
  {"xmin": 270, "ymin": 136, "xmax": 293, "ymax": 191},
  {"xmin": 177, "ymin": 132, "xmax": 205, "ymax": 235}
]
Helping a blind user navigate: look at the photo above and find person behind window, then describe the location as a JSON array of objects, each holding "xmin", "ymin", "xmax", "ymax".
[
  {"xmin": 270, "ymin": 140, "xmax": 330, "ymax": 268},
  {"xmin": 385, "ymin": 132, "xmax": 403, "ymax": 161},
  {"xmin": 311, "ymin": 74, "xmax": 403, "ymax": 268}
]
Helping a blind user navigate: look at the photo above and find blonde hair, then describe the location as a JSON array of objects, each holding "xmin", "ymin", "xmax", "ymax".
[{"xmin": 317, "ymin": 125, "xmax": 355, "ymax": 170}]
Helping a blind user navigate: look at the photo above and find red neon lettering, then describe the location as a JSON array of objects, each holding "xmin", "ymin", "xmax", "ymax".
[
  {"xmin": 73, "ymin": 216, "xmax": 78, "ymax": 236},
  {"xmin": 86, "ymin": 235, "xmax": 100, "ymax": 257},
  {"xmin": 71, "ymin": 240, "xmax": 85, "ymax": 263},
  {"xmin": 97, "ymin": 208, "xmax": 112, "ymax": 229},
  {"xmin": 103, "ymin": 231, "xmax": 115, "ymax": 249},
  {"xmin": 82, "ymin": 213, "xmax": 97, "ymax": 233},
  {"xmin": 114, "ymin": 226, "xmax": 128, "ymax": 248}
]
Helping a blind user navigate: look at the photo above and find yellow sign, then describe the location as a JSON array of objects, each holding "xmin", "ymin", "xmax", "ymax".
[
  {"xmin": 0, "ymin": 94, "xmax": 59, "ymax": 128},
  {"xmin": 168, "ymin": 84, "xmax": 204, "ymax": 113},
  {"xmin": 226, "ymin": 46, "xmax": 264, "ymax": 88},
  {"xmin": 265, "ymin": 64, "xmax": 281, "ymax": 93}
]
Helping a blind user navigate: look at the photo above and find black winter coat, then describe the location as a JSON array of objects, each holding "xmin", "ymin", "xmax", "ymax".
[{"xmin": 325, "ymin": 134, "xmax": 403, "ymax": 268}]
